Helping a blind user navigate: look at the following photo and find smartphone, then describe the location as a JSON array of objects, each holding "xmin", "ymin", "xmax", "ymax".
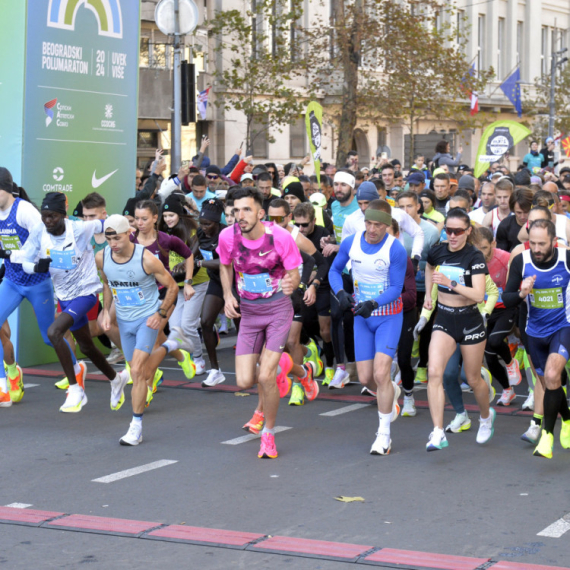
[{"xmin": 381, "ymin": 152, "xmax": 388, "ymax": 159}]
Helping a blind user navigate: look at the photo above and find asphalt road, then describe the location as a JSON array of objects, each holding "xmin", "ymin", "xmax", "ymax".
[{"xmin": 2, "ymin": 331, "xmax": 570, "ymax": 569}]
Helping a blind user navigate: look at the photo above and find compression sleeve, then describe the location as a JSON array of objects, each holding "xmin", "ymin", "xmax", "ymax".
[
  {"xmin": 373, "ymin": 240, "xmax": 407, "ymax": 307},
  {"xmin": 312, "ymin": 249, "xmax": 328, "ymax": 283},
  {"xmin": 328, "ymin": 234, "xmax": 354, "ymax": 293},
  {"xmin": 480, "ymin": 275, "xmax": 499, "ymax": 315},
  {"xmin": 502, "ymin": 252, "xmax": 524, "ymax": 307},
  {"xmin": 300, "ymin": 250, "xmax": 314, "ymax": 284}
]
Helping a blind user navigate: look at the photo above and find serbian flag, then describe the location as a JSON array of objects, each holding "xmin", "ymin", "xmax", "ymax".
[
  {"xmin": 197, "ymin": 88, "xmax": 210, "ymax": 121},
  {"xmin": 470, "ymin": 91, "xmax": 479, "ymax": 116},
  {"xmin": 561, "ymin": 135, "xmax": 570, "ymax": 158}
]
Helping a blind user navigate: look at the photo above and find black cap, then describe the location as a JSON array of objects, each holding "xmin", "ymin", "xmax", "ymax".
[
  {"xmin": 162, "ymin": 194, "xmax": 186, "ymax": 217},
  {"xmin": 0, "ymin": 167, "xmax": 14, "ymax": 194},
  {"xmin": 205, "ymin": 165, "xmax": 221, "ymax": 176},
  {"xmin": 123, "ymin": 197, "xmax": 139, "ymax": 216},
  {"xmin": 199, "ymin": 198, "xmax": 224, "ymax": 223},
  {"xmin": 282, "ymin": 182, "xmax": 306, "ymax": 203},
  {"xmin": 73, "ymin": 200, "xmax": 84, "ymax": 218},
  {"xmin": 41, "ymin": 192, "xmax": 67, "ymax": 215}
]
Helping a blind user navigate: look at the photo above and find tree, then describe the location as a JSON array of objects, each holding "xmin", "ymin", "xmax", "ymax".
[{"xmin": 204, "ymin": 0, "xmax": 315, "ymax": 155}]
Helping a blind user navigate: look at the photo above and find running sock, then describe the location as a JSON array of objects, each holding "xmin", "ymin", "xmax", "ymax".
[
  {"xmin": 0, "ymin": 375, "xmax": 7, "ymax": 393},
  {"xmin": 162, "ymin": 340, "xmax": 179, "ymax": 354},
  {"xmin": 322, "ymin": 341, "xmax": 334, "ymax": 368},
  {"xmin": 378, "ymin": 411, "xmax": 391, "ymax": 431},
  {"xmin": 298, "ymin": 366, "xmax": 308, "ymax": 380},
  {"xmin": 337, "ymin": 364, "xmax": 346, "ymax": 371},
  {"xmin": 73, "ymin": 362, "xmax": 82, "ymax": 375},
  {"xmin": 532, "ymin": 413, "xmax": 543, "ymax": 427},
  {"xmin": 261, "ymin": 426, "xmax": 274, "ymax": 435},
  {"xmin": 5, "ymin": 362, "xmax": 18, "ymax": 378},
  {"xmin": 559, "ymin": 391, "xmax": 570, "ymax": 422},
  {"xmin": 543, "ymin": 387, "xmax": 565, "ymax": 434},
  {"xmin": 132, "ymin": 413, "xmax": 143, "ymax": 424},
  {"xmin": 403, "ymin": 389, "xmax": 413, "ymax": 398}
]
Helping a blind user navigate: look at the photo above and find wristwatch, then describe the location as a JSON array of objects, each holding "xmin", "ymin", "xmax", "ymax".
[
  {"xmin": 158, "ymin": 308, "xmax": 168, "ymax": 318},
  {"xmin": 184, "ymin": 278, "xmax": 193, "ymax": 285},
  {"xmin": 298, "ymin": 283, "xmax": 307, "ymax": 291},
  {"xmin": 450, "ymin": 280, "xmax": 458, "ymax": 289}
]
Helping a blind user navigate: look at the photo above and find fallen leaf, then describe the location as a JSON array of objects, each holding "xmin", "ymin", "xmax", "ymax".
[
  {"xmin": 235, "ymin": 392, "xmax": 251, "ymax": 397},
  {"xmin": 335, "ymin": 496, "xmax": 365, "ymax": 503}
]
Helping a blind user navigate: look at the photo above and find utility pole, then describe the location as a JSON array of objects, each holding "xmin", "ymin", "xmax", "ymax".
[
  {"xmin": 172, "ymin": 0, "xmax": 182, "ymax": 172},
  {"xmin": 548, "ymin": 29, "xmax": 568, "ymax": 139}
]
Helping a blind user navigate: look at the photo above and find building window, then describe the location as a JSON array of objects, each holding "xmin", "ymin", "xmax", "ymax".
[
  {"xmin": 477, "ymin": 15, "xmax": 485, "ymax": 71},
  {"xmin": 138, "ymin": 130, "xmax": 159, "ymax": 149},
  {"xmin": 497, "ymin": 17, "xmax": 505, "ymax": 80},
  {"xmin": 251, "ymin": 115, "xmax": 268, "ymax": 159},
  {"xmin": 542, "ymin": 26, "xmax": 549, "ymax": 76},
  {"xmin": 290, "ymin": 117, "xmax": 306, "ymax": 158}
]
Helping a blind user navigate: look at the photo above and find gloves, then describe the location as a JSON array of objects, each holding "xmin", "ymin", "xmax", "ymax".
[
  {"xmin": 0, "ymin": 249, "xmax": 11, "ymax": 259},
  {"xmin": 336, "ymin": 289, "xmax": 355, "ymax": 312},
  {"xmin": 412, "ymin": 256, "xmax": 419, "ymax": 273},
  {"xmin": 413, "ymin": 316, "xmax": 428, "ymax": 341},
  {"xmin": 353, "ymin": 300, "xmax": 378, "ymax": 319},
  {"xmin": 482, "ymin": 312, "xmax": 489, "ymax": 328},
  {"xmin": 33, "ymin": 257, "xmax": 52, "ymax": 273}
]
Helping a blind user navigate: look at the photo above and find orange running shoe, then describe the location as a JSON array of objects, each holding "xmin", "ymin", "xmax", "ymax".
[
  {"xmin": 75, "ymin": 361, "xmax": 87, "ymax": 390},
  {"xmin": 300, "ymin": 363, "xmax": 319, "ymax": 401},
  {"xmin": 243, "ymin": 410, "xmax": 264, "ymax": 434},
  {"xmin": 8, "ymin": 365, "xmax": 24, "ymax": 403},
  {"xmin": 258, "ymin": 432, "xmax": 278, "ymax": 459},
  {"xmin": 276, "ymin": 352, "xmax": 293, "ymax": 398},
  {"xmin": 0, "ymin": 390, "xmax": 12, "ymax": 407}
]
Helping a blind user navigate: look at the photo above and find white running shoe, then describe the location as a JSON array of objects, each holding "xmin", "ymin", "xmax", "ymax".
[
  {"xmin": 391, "ymin": 381, "xmax": 401, "ymax": 422},
  {"xmin": 345, "ymin": 362, "xmax": 358, "ymax": 385},
  {"xmin": 60, "ymin": 384, "xmax": 87, "ymax": 413},
  {"xmin": 506, "ymin": 358, "xmax": 522, "ymax": 386},
  {"xmin": 521, "ymin": 421, "xmax": 541, "ymax": 444},
  {"xmin": 106, "ymin": 347, "xmax": 125, "ymax": 364},
  {"xmin": 329, "ymin": 367, "xmax": 350, "ymax": 389},
  {"xmin": 497, "ymin": 387, "xmax": 516, "ymax": 406},
  {"xmin": 170, "ymin": 326, "xmax": 195, "ymax": 353},
  {"xmin": 361, "ymin": 386, "xmax": 377, "ymax": 397},
  {"xmin": 426, "ymin": 428, "xmax": 448, "ymax": 451},
  {"xmin": 481, "ymin": 367, "xmax": 496, "ymax": 403},
  {"xmin": 445, "ymin": 411, "xmax": 471, "ymax": 433},
  {"xmin": 218, "ymin": 318, "xmax": 228, "ymax": 334},
  {"xmin": 202, "ymin": 369, "xmax": 226, "ymax": 387},
  {"xmin": 110, "ymin": 370, "xmax": 129, "ymax": 410},
  {"xmin": 402, "ymin": 395, "xmax": 416, "ymax": 417},
  {"xmin": 194, "ymin": 358, "xmax": 206, "ymax": 376},
  {"xmin": 476, "ymin": 408, "xmax": 496, "ymax": 444},
  {"xmin": 460, "ymin": 382, "xmax": 471, "ymax": 392},
  {"xmin": 370, "ymin": 431, "xmax": 391, "ymax": 455},
  {"xmin": 120, "ymin": 420, "xmax": 142, "ymax": 446},
  {"xmin": 522, "ymin": 390, "xmax": 534, "ymax": 411}
]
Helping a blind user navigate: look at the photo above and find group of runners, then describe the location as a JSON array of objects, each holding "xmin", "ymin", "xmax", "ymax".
[{"xmin": 1, "ymin": 149, "xmax": 570, "ymax": 461}]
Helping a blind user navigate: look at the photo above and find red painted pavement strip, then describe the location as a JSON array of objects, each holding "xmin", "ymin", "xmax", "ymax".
[
  {"xmin": 361, "ymin": 548, "xmax": 489, "ymax": 570},
  {"xmin": 0, "ymin": 507, "xmax": 65, "ymax": 527},
  {"xmin": 144, "ymin": 525, "xmax": 265, "ymax": 549},
  {"xmin": 492, "ymin": 562, "xmax": 570, "ymax": 570},
  {"xmin": 249, "ymin": 535, "xmax": 373, "ymax": 561},
  {"xmin": 47, "ymin": 514, "xmax": 162, "ymax": 537}
]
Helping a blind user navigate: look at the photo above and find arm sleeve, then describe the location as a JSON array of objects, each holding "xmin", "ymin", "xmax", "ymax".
[
  {"xmin": 374, "ymin": 241, "xmax": 407, "ymax": 307},
  {"xmin": 300, "ymin": 250, "xmax": 314, "ymax": 284},
  {"xmin": 398, "ymin": 210, "xmax": 424, "ymax": 259},
  {"xmin": 323, "ymin": 210, "xmax": 334, "ymax": 234},
  {"xmin": 137, "ymin": 173, "xmax": 161, "ymax": 200},
  {"xmin": 419, "ymin": 283, "xmax": 438, "ymax": 320},
  {"xmin": 495, "ymin": 220, "xmax": 510, "ymax": 252},
  {"xmin": 312, "ymin": 249, "xmax": 328, "ymax": 283},
  {"xmin": 16, "ymin": 201, "xmax": 42, "ymax": 230},
  {"xmin": 480, "ymin": 275, "xmax": 499, "ymax": 314},
  {"xmin": 9, "ymin": 225, "xmax": 42, "ymax": 264},
  {"xmin": 329, "ymin": 235, "xmax": 354, "ymax": 293},
  {"xmin": 221, "ymin": 154, "xmax": 239, "ymax": 176},
  {"xmin": 229, "ymin": 160, "xmax": 247, "ymax": 184},
  {"xmin": 401, "ymin": 258, "xmax": 417, "ymax": 312},
  {"xmin": 192, "ymin": 152, "xmax": 204, "ymax": 168},
  {"xmin": 502, "ymin": 253, "xmax": 524, "ymax": 307}
]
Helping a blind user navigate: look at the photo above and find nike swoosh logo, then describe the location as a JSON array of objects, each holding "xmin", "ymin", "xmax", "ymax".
[
  {"xmin": 259, "ymin": 251, "xmax": 271, "ymax": 256},
  {"xmin": 92, "ymin": 169, "xmax": 118, "ymax": 188},
  {"xmin": 463, "ymin": 325, "xmax": 481, "ymax": 335}
]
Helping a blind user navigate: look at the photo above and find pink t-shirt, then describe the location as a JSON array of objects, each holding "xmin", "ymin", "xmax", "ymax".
[{"xmin": 487, "ymin": 247, "xmax": 510, "ymax": 308}]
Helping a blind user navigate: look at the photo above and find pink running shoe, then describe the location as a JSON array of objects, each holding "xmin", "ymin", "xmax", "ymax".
[
  {"xmin": 276, "ymin": 352, "xmax": 293, "ymax": 398},
  {"xmin": 258, "ymin": 432, "xmax": 278, "ymax": 459}
]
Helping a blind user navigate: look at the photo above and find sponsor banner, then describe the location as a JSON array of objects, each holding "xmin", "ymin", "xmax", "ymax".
[
  {"xmin": 305, "ymin": 101, "xmax": 323, "ymax": 187},
  {"xmin": 23, "ymin": 0, "xmax": 140, "ymax": 215}
]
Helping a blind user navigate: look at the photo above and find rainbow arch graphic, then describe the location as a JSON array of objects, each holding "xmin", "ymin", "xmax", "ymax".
[{"xmin": 47, "ymin": 0, "xmax": 123, "ymax": 39}]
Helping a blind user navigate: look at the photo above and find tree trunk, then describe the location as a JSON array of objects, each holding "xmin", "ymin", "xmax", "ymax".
[{"xmin": 408, "ymin": 112, "xmax": 415, "ymax": 169}]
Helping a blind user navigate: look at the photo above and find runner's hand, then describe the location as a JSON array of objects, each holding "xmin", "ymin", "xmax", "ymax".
[
  {"xmin": 224, "ymin": 295, "xmax": 241, "ymax": 319},
  {"xmin": 413, "ymin": 316, "xmax": 428, "ymax": 340},
  {"xmin": 303, "ymin": 286, "xmax": 316, "ymax": 306},
  {"xmin": 101, "ymin": 310, "xmax": 111, "ymax": 332},
  {"xmin": 336, "ymin": 290, "xmax": 355, "ymax": 312},
  {"xmin": 33, "ymin": 257, "xmax": 52, "ymax": 273},
  {"xmin": 0, "ymin": 249, "xmax": 11, "ymax": 259},
  {"xmin": 520, "ymin": 275, "xmax": 536, "ymax": 298},
  {"xmin": 146, "ymin": 313, "xmax": 162, "ymax": 330},
  {"xmin": 353, "ymin": 300, "xmax": 377, "ymax": 319},
  {"xmin": 184, "ymin": 283, "xmax": 195, "ymax": 301},
  {"xmin": 423, "ymin": 297, "xmax": 432, "ymax": 311},
  {"xmin": 282, "ymin": 273, "xmax": 294, "ymax": 296}
]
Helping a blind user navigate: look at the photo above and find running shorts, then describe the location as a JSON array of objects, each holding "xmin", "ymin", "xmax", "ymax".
[
  {"xmin": 58, "ymin": 295, "xmax": 98, "ymax": 332},
  {"xmin": 116, "ymin": 313, "xmax": 160, "ymax": 362},
  {"xmin": 526, "ymin": 326, "xmax": 570, "ymax": 376},
  {"xmin": 354, "ymin": 312, "xmax": 403, "ymax": 360},
  {"xmin": 432, "ymin": 303, "xmax": 486, "ymax": 345}
]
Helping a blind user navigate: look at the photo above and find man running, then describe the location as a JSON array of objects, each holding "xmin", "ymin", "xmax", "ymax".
[
  {"xmin": 217, "ymin": 187, "xmax": 302, "ymax": 459},
  {"xmin": 330, "ymin": 200, "xmax": 407, "ymax": 455},
  {"xmin": 482, "ymin": 178, "xmax": 513, "ymax": 237}
]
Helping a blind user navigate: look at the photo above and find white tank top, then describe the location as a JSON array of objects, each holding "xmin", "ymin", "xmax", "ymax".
[{"xmin": 555, "ymin": 214, "xmax": 568, "ymax": 246}]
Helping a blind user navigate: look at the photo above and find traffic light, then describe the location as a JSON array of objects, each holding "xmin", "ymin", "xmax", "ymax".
[{"xmin": 181, "ymin": 60, "xmax": 195, "ymax": 125}]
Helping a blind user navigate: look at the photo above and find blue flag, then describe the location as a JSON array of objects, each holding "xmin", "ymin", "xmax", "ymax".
[{"xmin": 500, "ymin": 68, "xmax": 522, "ymax": 117}]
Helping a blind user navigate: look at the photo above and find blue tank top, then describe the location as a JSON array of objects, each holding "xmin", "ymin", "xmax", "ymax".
[
  {"xmin": 522, "ymin": 248, "xmax": 570, "ymax": 337},
  {"xmin": 103, "ymin": 244, "xmax": 160, "ymax": 321},
  {"xmin": 0, "ymin": 199, "xmax": 48, "ymax": 287}
]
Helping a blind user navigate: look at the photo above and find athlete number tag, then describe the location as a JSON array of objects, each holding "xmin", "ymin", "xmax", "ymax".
[
  {"xmin": 437, "ymin": 265, "xmax": 465, "ymax": 290},
  {"xmin": 240, "ymin": 272, "xmax": 272, "ymax": 293},
  {"xmin": 0, "ymin": 234, "xmax": 21, "ymax": 251},
  {"xmin": 354, "ymin": 281, "xmax": 384, "ymax": 303},
  {"xmin": 529, "ymin": 287, "xmax": 563, "ymax": 309},
  {"xmin": 199, "ymin": 248, "xmax": 214, "ymax": 261},
  {"xmin": 48, "ymin": 249, "xmax": 77, "ymax": 270},
  {"xmin": 112, "ymin": 287, "xmax": 145, "ymax": 307}
]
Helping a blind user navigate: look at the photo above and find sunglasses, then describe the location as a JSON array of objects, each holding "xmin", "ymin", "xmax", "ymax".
[
  {"xmin": 444, "ymin": 226, "xmax": 469, "ymax": 236},
  {"xmin": 294, "ymin": 221, "xmax": 310, "ymax": 228},
  {"xmin": 269, "ymin": 215, "xmax": 285, "ymax": 223},
  {"xmin": 207, "ymin": 174, "xmax": 219, "ymax": 180}
]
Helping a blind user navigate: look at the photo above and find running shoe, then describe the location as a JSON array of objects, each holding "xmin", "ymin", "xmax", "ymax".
[
  {"xmin": 426, "ymin": 428, "xmax": 448, "ymax": 451},
  {"xmin": 481, "ymin": 367, "xmax": 495, "ymax": 403},
  {"xmin": 194, "ymin": 357, "xmax": 206, "ymax": 376},
  {"xmin": 0, "ymin": 390, "xmax": 12, "ymax": 408},
  {"xmin": 497, "ymin": 387, "xmax": 516, "ymax": 406},
  {"xmin": 322, "ymin": 367, "xmax": 334, "ymax": 387},
  {"xmin": 170, "ymin": 326, "xmax": 194, "ymax": 353},
  {"xmin": 300, "ymin": 363, "xmax": 319, "ymax": 401},
  {"xmin": 75, "ymin": 361, "xmax": 87, "ymax": 390},
  {"xmin": 110, "ymin": 370, "xmax": 129, "ymax": 411},
  {"xmin": 60, "ymin": 384, "xmax": 87, "ymax": 413},
  {"xmin": 522, "ymin": 390, "xmax": 534, "ymax": 411},
  {"xmin": 152, "ymin": 369, "xmax": 164, "ymax": 394},
  {"xmin": 202, "ymin": 369, "xmax": 226, "ymax": 387},
  {"xmin": 258, "ymin": 432, "xmax": 278, "ymax": 458},
  {"xmin": 560, "ymin": 419, "xmax": 570, "ymax": 449},
  {"xmin": 8, "ymin": 365, "xmax": 24, "ymax": 403},
  {"xmin": 361, "ymin": 386, "xmax": 377, "ymax": 397},
  {"xmin": 106, "ymin": 347, "xmax": 125, "ymax": 364},
  {"xmin": 533, "ymin": 430, "xmax": 554, "ymax": 459},
  {"xmin": 521, "ymin": 421, "xmax": 541, "ymax": 444},
  {"xmin": 506, "ymin": 358, "xmax": 522, "ymax": 386},
  {"xmin": 345, "ymin": 362, "xmax": 358, "ymax": 385},
  {"xmin": 55, "ymin": 377, "xmax": 70, "ymax": 390},
  {"xmin": 445, "ymin": 411, "xmax": 471, "ymax": 433},
  {"xmin": 120, "ymin": 420, "xmax": 143, "ymax": 446},
  {"xmin": 460, "ymin": 382, "xmax": 471, "ymax": 392},
  {"xmin": 402, "ymin": 395, "xmax": 416, "ymax": 417},
  {"xmin": 514, "ymin": 346, "xmax": 525, "ymax": 368},
  {"xmin": 288, "ymin": 383, "xmax": 305, "ymax": 406},
  {"xmin": 218, "ymin": 318, "xmax": 228, "ymax": 335},
  {"xmin": 370, "ymin": 431, "xmax": 391, "ymax": 455},
  {"xmin": 145, "ymin": 386, "xmax": 153, "ymax": 408},
  {"xmin": 178, "ymin": 350, "xmax": 196, "ymax": 380},
  {"xmin": 414, "ymin": 367, "xmax": 427, "ymax": 384},
  {"xmin": 243, "ymin": 410, "xmax": 264, "ymax": 434},
  {"xmin": 276, "ymin": 352, "xmax": 293, "ymax": 397},
  {"xmin": 476, "ymin": 408, "xmax": 496, "ymax": 444},
  {"xmin": 391, "ymin": 381, "xmax": 401, "ymax": 422},
  {"xmin": 329, "ymin": 367, "xmax": 350, "ymax": 389},
  {"xmin": 411, "ymin": 338, "xmax": 420, "ymax": 358},
  {"xmin": 303, "ymin": 339, "xmax": 323, "ymax": 377}
]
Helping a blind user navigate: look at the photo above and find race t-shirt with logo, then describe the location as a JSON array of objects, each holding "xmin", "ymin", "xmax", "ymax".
[{"xmin": 426, "ymin": 243, "xmax": 487, "ymax": 296}]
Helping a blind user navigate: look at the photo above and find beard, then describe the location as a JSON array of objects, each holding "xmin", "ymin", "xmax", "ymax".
[{"xmin": 530, "ymin": 245, "xmax": 554, "ymax": 264}]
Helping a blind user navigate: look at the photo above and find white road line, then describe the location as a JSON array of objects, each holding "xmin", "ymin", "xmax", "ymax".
[
  {"xmin": 222, "ymin": 426, "xmax": 292, "ymax": 445},
  {"xmin": 320, "ymin": 404, "xmax": 370, "ymax": 417},
  {"xmin": 23, "ymin": 384, "xmax": 40, "ymax": 389},
  {"xmin": 538, "ymin": 514, "xmax": 570, "ymax": 538},
  {"xmin": 4, "ymin": 503, "xmax": 32, "ymax": 509},
  {"xmin": 92, "ymin": 460, "xmax": 178, "ymax": 483}
]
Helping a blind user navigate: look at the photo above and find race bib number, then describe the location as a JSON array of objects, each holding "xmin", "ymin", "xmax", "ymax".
[
  {"xmin": 0, "ymin": 234, "xmax": 21, "ymax": 251},
  {"xmin": 437, "ymin": 265, "xmax": 465, "ymax": 290},
  {"xmin": 240, "ymin": 272, "xmax": 272, "ymax": 293},
  {"xmin": 112, "ymin": 286, "xmax": 145, "ymax": 306},
  {"xmin": 529, "ymin": 287, "xmax": 563, "ymax": 309},
  {"xmin": 333, "ymin": 225, "xmax": 342, "ymax": 243},
  {"xmin": 354, "ymin": 280, "xmax": 385, "ymax": 302},
  {"xmin": 199, "ymin": 248, "xmax": 214, "ymax": 261},
  {"xmin": 48, "ymin": 248, "xmax": 77, "ymax": 270}
]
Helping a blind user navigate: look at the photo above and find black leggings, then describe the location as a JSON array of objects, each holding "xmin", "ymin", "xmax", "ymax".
[
  {"xmin": 330, "ymin": 274, "xmax": 355, "ymax": 365},
  {"xmin": 397, "ymin": 309, "xmax": 416, "ymax": 393},
  {"xmin": 484, "ymin": 306, "xmax": 516, "ymax": 390}
]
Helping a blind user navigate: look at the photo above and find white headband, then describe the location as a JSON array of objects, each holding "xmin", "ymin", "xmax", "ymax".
[{"xmin": 334, "ymin": 171, "xmax": 355, "ymax": 188}]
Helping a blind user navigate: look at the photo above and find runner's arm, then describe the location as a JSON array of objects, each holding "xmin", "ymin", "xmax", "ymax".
[
  {"xmin": 398, "ymin": 210, "xmax": 424, "ymax": 259},
  {"xmin": 502, "ymin": 253, "xmax": 524, "ymax": 307},
  {"xmin": 328, "ymin": 236, "xmax": 353, "ymax": 293},
  {"xmin": 299, "ymin": 250, "xmax": 315, "ymax": 285},
  {"xmin": 8, "ymin": 225, "xmax": 42, "ymax": 266},
  {"xmin": 480, "ymin": 275, "xmax": 499, "ymax": 316},
  {"xmin": 143, "ymin": 251, "xmax": 178, "ymax": 312},
  {"xmin": 372, "ymin": 241, "xmax": 407, "ymax": 307}
]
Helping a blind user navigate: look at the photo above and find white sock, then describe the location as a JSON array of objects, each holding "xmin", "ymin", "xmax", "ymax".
[
  {"xmin": 132, "ymin": 415, "xmax": 143, "ymax": 424},
  {"xmin": 262, "ymin": 426, "xmax": 274, "ymax": 435},
  {"xmin": 378, "ymin": 411, "xmax": 391, "ymax": 432},
  {"xmin": 73, "ymin": 362, "xmax": 82, "ymax": 375},
  {"xmin": 0, "ymin": 375, "xmax": 7, "ymax": 392},
  {"xmin": 162, "ymin": 339, "xmax": 179, "ymax": 354}
]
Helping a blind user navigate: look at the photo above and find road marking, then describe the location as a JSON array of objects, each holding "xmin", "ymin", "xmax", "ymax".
[
  {"xmin": 4, "ymin": 503, "xmax": 32, "ymax": 509},
  {"xmin": 320, "ymin": 404, "xmax": 369, "ymax": 417},
  {"xmin": 222, "ymin": 426, "xmax": 292, "ymax": 445},
  {"xmin": 23, "ymin": 384, "xmax": 40, "ymax": 389},
  {"xmin": 92, "ymin": 460, "xmax": 178, "ymax": 483},
  {"xmin": 538, "ymin": 513, "xmax": 570, "ymax": 538}
]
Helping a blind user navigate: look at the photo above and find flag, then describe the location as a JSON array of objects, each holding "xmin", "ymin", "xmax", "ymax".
[
  {"xmin": 499, "ymin": 68, "xmax": 522, "ymax": 117},
  {"xmin": 197, "ymin": 88, "xmax": 210, "ymax": 121},
  {"xmin": 561, "ymin": 135, "xmax": 570, "ymax": 158},
  {"xmin": 470, "ymin": 92, "xmax": 479, "ymax": 116},
  {"xmin": 461, "ymin": 64, "xmax": 479, "ymax": 116},
  {"xmin": 305, "ymin": 101, "xmax": 323, "ymax": 187}
]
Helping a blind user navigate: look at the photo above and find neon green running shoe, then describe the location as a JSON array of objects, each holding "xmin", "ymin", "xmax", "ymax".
[
  {"xmin": 55, "ymin": 377, "xmax": 70, "ymax": 390},
  {"xmin": 561, "ymin": 419, "xmax": 570, "ymax": 449},
  {"xmin": 323, "ymin": 367, "xmax": 334, "ymax": 386},
  {"xmin": 288, "ymin": 383, "xmax": 305, "ymax": 406},
  {"xmin": 411, "ymin": 338, "xmax": 420, "ymax": 359},
  {"xmin": 178, "ymin": 349, "xmax": 196, "ymax": 380},
  {"xmin": 152, "ymin": 369, "xmax": 163, "ymax": 394},
  {"xmin": 534, "ymin": 430, "xmax": 554, "ymax": 459},
  {"xmin": 515, "ymin": 347, "xmax": 525, "ymax": 369},
  {"xmin": 414, "ymin": 367, "xmax": 427, "ymax": 384},
  {"xmin": 8, "ymin": 365, "xmax": 24, "ymax": 403},
  {"xmin": 145, "ymin": 386, "xmax": 154, "ymax": 408},
  {"xmin": 303, "ymin": 339, "xmax": 323, "ymax": 377}
]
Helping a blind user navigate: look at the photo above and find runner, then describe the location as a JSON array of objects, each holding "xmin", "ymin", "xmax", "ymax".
[
  {"xmin": 329, "ymin": 200, "xmax": 407, "ymax": 455},
  {"xmin": 217, "ymin": 187, "xmax": 302, "ymax": 458},
  {"xmin": 424, "ymin": 207, "xmax": 496, "ymax": 451},
  {"xmin": 97, "ymin": 215, "xmax": 185, "ymax": 445},
  {"xmin": 482, "ymin": 178, "xmax": 513, "ymax": 237}
]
